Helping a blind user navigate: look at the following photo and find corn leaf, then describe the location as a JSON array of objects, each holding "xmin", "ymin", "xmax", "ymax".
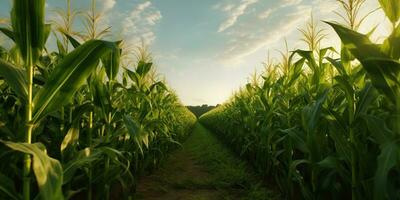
[
  {"xmin": 0, "ymin": 172, "xmax": 20, "ymax": 200},
  {"xmin": 62, "ymin": 148, "xmax": 102, "ymax": 185},
  {"xmin": 60, "ymin": 125, "xmax": 79, "ymax": 153},
  {"xmin": 32, "ymin": 40, "xmax": 116, "ymax": 123},
  {"xmin": 361, "ymin": 115, "xmax": 393, "ymax": 144},
  {"xmin": 354, "ymin": 83, "xmax": 378, "ymax": 119},
  {"xmin": 63, "ymin": 148, "xmax": 96, "ymax": 184},
  {"xmin": 378, "ymin": 0, "xmax": 400, "ymax": 24},
  {"xmin": 382, "ymin": 24, "xmax": 400, "ymax": 59},
  {"xmin": 302, "ymin": 90, "xmax": 329, "ymax": 133},
  {"xmin": 102, "ymin": 42, "xmax": 121, "ymax": 81},
  {"xmin": 328, "ymin": 22, "xmax": 400, "ymax": 104},
  {"xmin": 0, "ymin": 59, "xmax": 27, "ymax": 100},
  {"xmin": 361, "ymin": 58, "xmax": 400, "ymax": 104},
  {"xmin": 326, "ymin": 22, "xmax": 387, "ymax": 59},
  {"xmin": 11, "ymin": 0, "xmax": 46, "ymax": 64},
  {"xmin": 63, "ymin": 33, "xmax": 81, "ymax": 49},
  {"xmin": 374, "ymin": 141, "xmax": 400, "ymax": 200},
  {"xmin": 136, "ymin": 61, "xmax": 152, "ymax": 77},
  {"xmin": 325, "ymin": 57, "xmax": 347, "ymax": 76},
  {"xmin": 334, "ymin": 76, "xmax": 354, "ymax": 104},
  {"xmin": 1, "ymin": 140, "xmax": 64, "ymax": 200},
  {"xmin": 0, "ymin": 27, "xmax": 14, "ymax": 42}
]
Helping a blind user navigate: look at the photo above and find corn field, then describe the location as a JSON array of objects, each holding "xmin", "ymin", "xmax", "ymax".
[
  {"xmin": 1, "ymin": 0, "xmax": 400, "ymax": 200},
  {"xmin": 0, "ymin": 0, "xmax": 196, "ymax": 199},
  {"xmin": 200, "ymin": 0, "xmax": 400, "ymax": 199}
]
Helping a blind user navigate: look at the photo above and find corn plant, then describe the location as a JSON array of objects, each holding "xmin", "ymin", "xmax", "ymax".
[
  {"xmin": 200, "ymin": 0, "xmax": 400, "ymax": 199},
  {"xmin": 0, "ymin": 0, "xmax": 196, "ymax": 199}
]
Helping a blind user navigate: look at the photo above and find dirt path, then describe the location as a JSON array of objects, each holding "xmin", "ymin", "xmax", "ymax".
[{"xmin": 134, "ymin": 123, "xmax": 279, "ymax": 200}]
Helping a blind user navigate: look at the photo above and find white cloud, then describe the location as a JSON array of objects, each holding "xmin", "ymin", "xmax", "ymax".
[
  {"xmin": 121, "ymin": 1, "xmax": 162, "ymax": 45},
  {"xmin": 130, "ymin": 1, "xmax": 152, "ymax": 17},
  {"xmin": 101, "ymin": 0, "xmax": 116, "ymax": 12},
  {"xmin": 312, "ymin": 0, "xmax": 339, "ymax": 14},
  {"xmin": 222, "ymin": 4, "xmax": 235, "ymax": 12},
  {"xmin": 219, "ymin": 5, "xmax": 312, "ymax": 63},
  {"xmin": 146, "ymin": 11, "xmax": 162, "ymax": 25},
  {"xmin": 281, "ymin": 0, "xmax": 303, "ymax": 7},
  {"xmin": 217, "ymin": 0, "xmax": 259, "ymax": 32},
  {"xmin": 258, "ymin": 8, "xmax": 274, "ymax": 19}
]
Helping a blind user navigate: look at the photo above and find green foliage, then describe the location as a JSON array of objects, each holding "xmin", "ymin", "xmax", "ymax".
[
  {"xmin": 0, "ymin": 59, "xmax": 27, "ymax": 99},
  {"xmin": 1, "ymin": 141, "xmax": 64, "ymax": 200},
  {"xmin": 378, "ymin": 0, "xmax": 400, "ymax": 24},
  {"xmin": 0, "ymin": 0, "xmax": 197, "ymax": 199},
  {"xmin": 32, "ymin": 40, "xmax": 117, "ymax": 123},
  {"xmin": 11, "ymin": 0, "xmax": 47, "ymax": 65},
  {"xmin": 200, "ymin": 2, "xmax": 400, "ymax": 199}
]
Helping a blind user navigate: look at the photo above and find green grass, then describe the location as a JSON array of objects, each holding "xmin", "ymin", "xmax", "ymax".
[
  {"xmin": 184, "ymin": 123, "xmax": 280, "ymax": 200},
  {"xmin": 135, "ymin": 123, "xmax": 280, "ymax": 200}
]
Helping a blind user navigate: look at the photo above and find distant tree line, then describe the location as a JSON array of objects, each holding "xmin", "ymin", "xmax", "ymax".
[{"xmin": 186, "ymin": 104, "xmax": 218, "ymax": 118}]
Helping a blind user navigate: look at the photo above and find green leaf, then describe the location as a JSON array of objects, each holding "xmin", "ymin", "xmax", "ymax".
[
  {"xmin": 319, "ymin": 47, "xmax": 336, "ymax": 65},
  {"xmin": 379, "ymin": 0, "xmax": 400, "ymax": 24},
  {"xmin": 341, "ymin": 44, "xmax": 354, "ymax": 70},
  {"xmin": 317, "ymin": 156, "xmax": 338, "ymax": 169},
  {"xmin": 354, "ymin": 83, "xmax": 378, "ymax": 119},
  {"xmin": 325, "ymin": 57, "xmax": 347, "ymax": 76},
  {"xmin": 374, "ymin": 141, "xmax": 400, "ymax": 200},
  {"xmin": 56, "ymin": 39, "xmax": 66, "ymax": 55},
  {"xmin": 382, "ymin": 24, "xmax": 400, "ymax": 59},
  {"xmin": 293, "ymin": 50, "xmax": 318, "ymax": 72},
  {"xmin": 123, "ymin": 114, "xmax": 140, "ymax": 137},
  {"xmin": 149, "ymin": 81, "xmax": 168, "ymax": 93},
  {"xmin": 102, "ymin": 44, "xmax": 121, "ymax": 80},
  {"xmin": 91, "ymin": 71, "xmax": 109, "ymax": 118},
  {"xmin": 32, "ymin": 40, "xmax": 116, "ymax": 123},
  {"xmin": 11, "ymin": 0, "xmax": 46, "ymax": 64},
  {"xmin": 327, "ymin": 22, "xmax": 400, "ymax": 104},
  {"xmin": 60, "ymin": 125, "xmax": 79, "ymax": 153},
  {"xmin": 71, "ymin": 102, "xmax": 94, "ymax": 124},
  {"xmin": 334, "ymin": 75, "xmax": 354, "ymax": 104},
  {"xmin": 1, "ymin": 141, "xmax": 64, "ymax": 200},
  {"xmin": 63, "ymin": 147, "xmax": 102, "ymax": 185},
  {"xmin": 0, "ymin": 27, "xmax": 15, "ymax": 42},
  {"xmin": 43, "ymin": 24, "xmax": 51, "ymax": 46},
  {"xmin": 361, "ymin": 58, "xmax": 400, "ymax": 104},
  {"xmin": 123, "ymin": 115, "xmax": 149, "ymax": 153},
  {"xmin": 302, "ymin": 90, "xmax": 329, "ymax": 133},
  {"xmin": 0, "ymin": 59, "xmax": 27, "ymax": 99},
  {"xmin": 136, "ymin": 61, "xmax": 152, "ymax": 77},
  {"xmin": 281, "ymin": 127, "xmax": 308, "ymax": 153},
  {"xmin": 0, "ymin": 172, "xmax": 20, "ymax": 200},
  {"xmin": 63, "ymin": 33, "xmax": 81, "ymax": 48},
  {"xmin": 288, "ymin": 58, "xmax": 305, "ymax": 85},
  {"xmin": 361, "ymin": 115, "xmax": 393, "ymax": 144},
  {"xmin": 326, "ymin": 22, "xmax": 387, "ymax": 59},
  {"xmin": 289, "ymin": 159, "xmax": 310, "ymax": 181},
  {"xmin": 126, "ymin": 68, "xmax": 140, "ymax": 86}
]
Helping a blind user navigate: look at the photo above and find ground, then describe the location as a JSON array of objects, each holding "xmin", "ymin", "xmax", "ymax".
[{"xmin": 134, "ymin": 123, "xmax": 280, "ymax": 200}]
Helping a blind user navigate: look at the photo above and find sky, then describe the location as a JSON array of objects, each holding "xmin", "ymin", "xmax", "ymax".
[{"xmin": 0, "ymin": 0, "xmax": 392, "ymax": 105}]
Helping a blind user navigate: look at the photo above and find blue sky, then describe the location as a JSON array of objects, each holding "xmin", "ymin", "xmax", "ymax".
[{"xmin": 0, "ymin": 0, "xmax": 391, "ymax": 105}]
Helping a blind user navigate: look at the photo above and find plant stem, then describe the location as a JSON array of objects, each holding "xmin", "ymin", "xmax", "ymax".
[
  {"xmin": 349, "ymin": 89, "xmax": 357, "ymax": 200},
  {"xmin": 105, "ymin": 111, "xmax": 112, "ymax": 200},
  {"xmin": 23, "ymin": 61, "xmax": 34, "ymax": 200},
  {"xmin": 87, "ymin": 110, "xmax": 93, "ymax": 200},
  {"xmin": 105, "ymin": 81, "xmax": 113, "ymax": 200}
]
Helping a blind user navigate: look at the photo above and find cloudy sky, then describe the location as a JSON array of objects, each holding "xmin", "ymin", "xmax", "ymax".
[{"xmin": 0, "ymin": 0, "xmax": 391, "ymax": 105}]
